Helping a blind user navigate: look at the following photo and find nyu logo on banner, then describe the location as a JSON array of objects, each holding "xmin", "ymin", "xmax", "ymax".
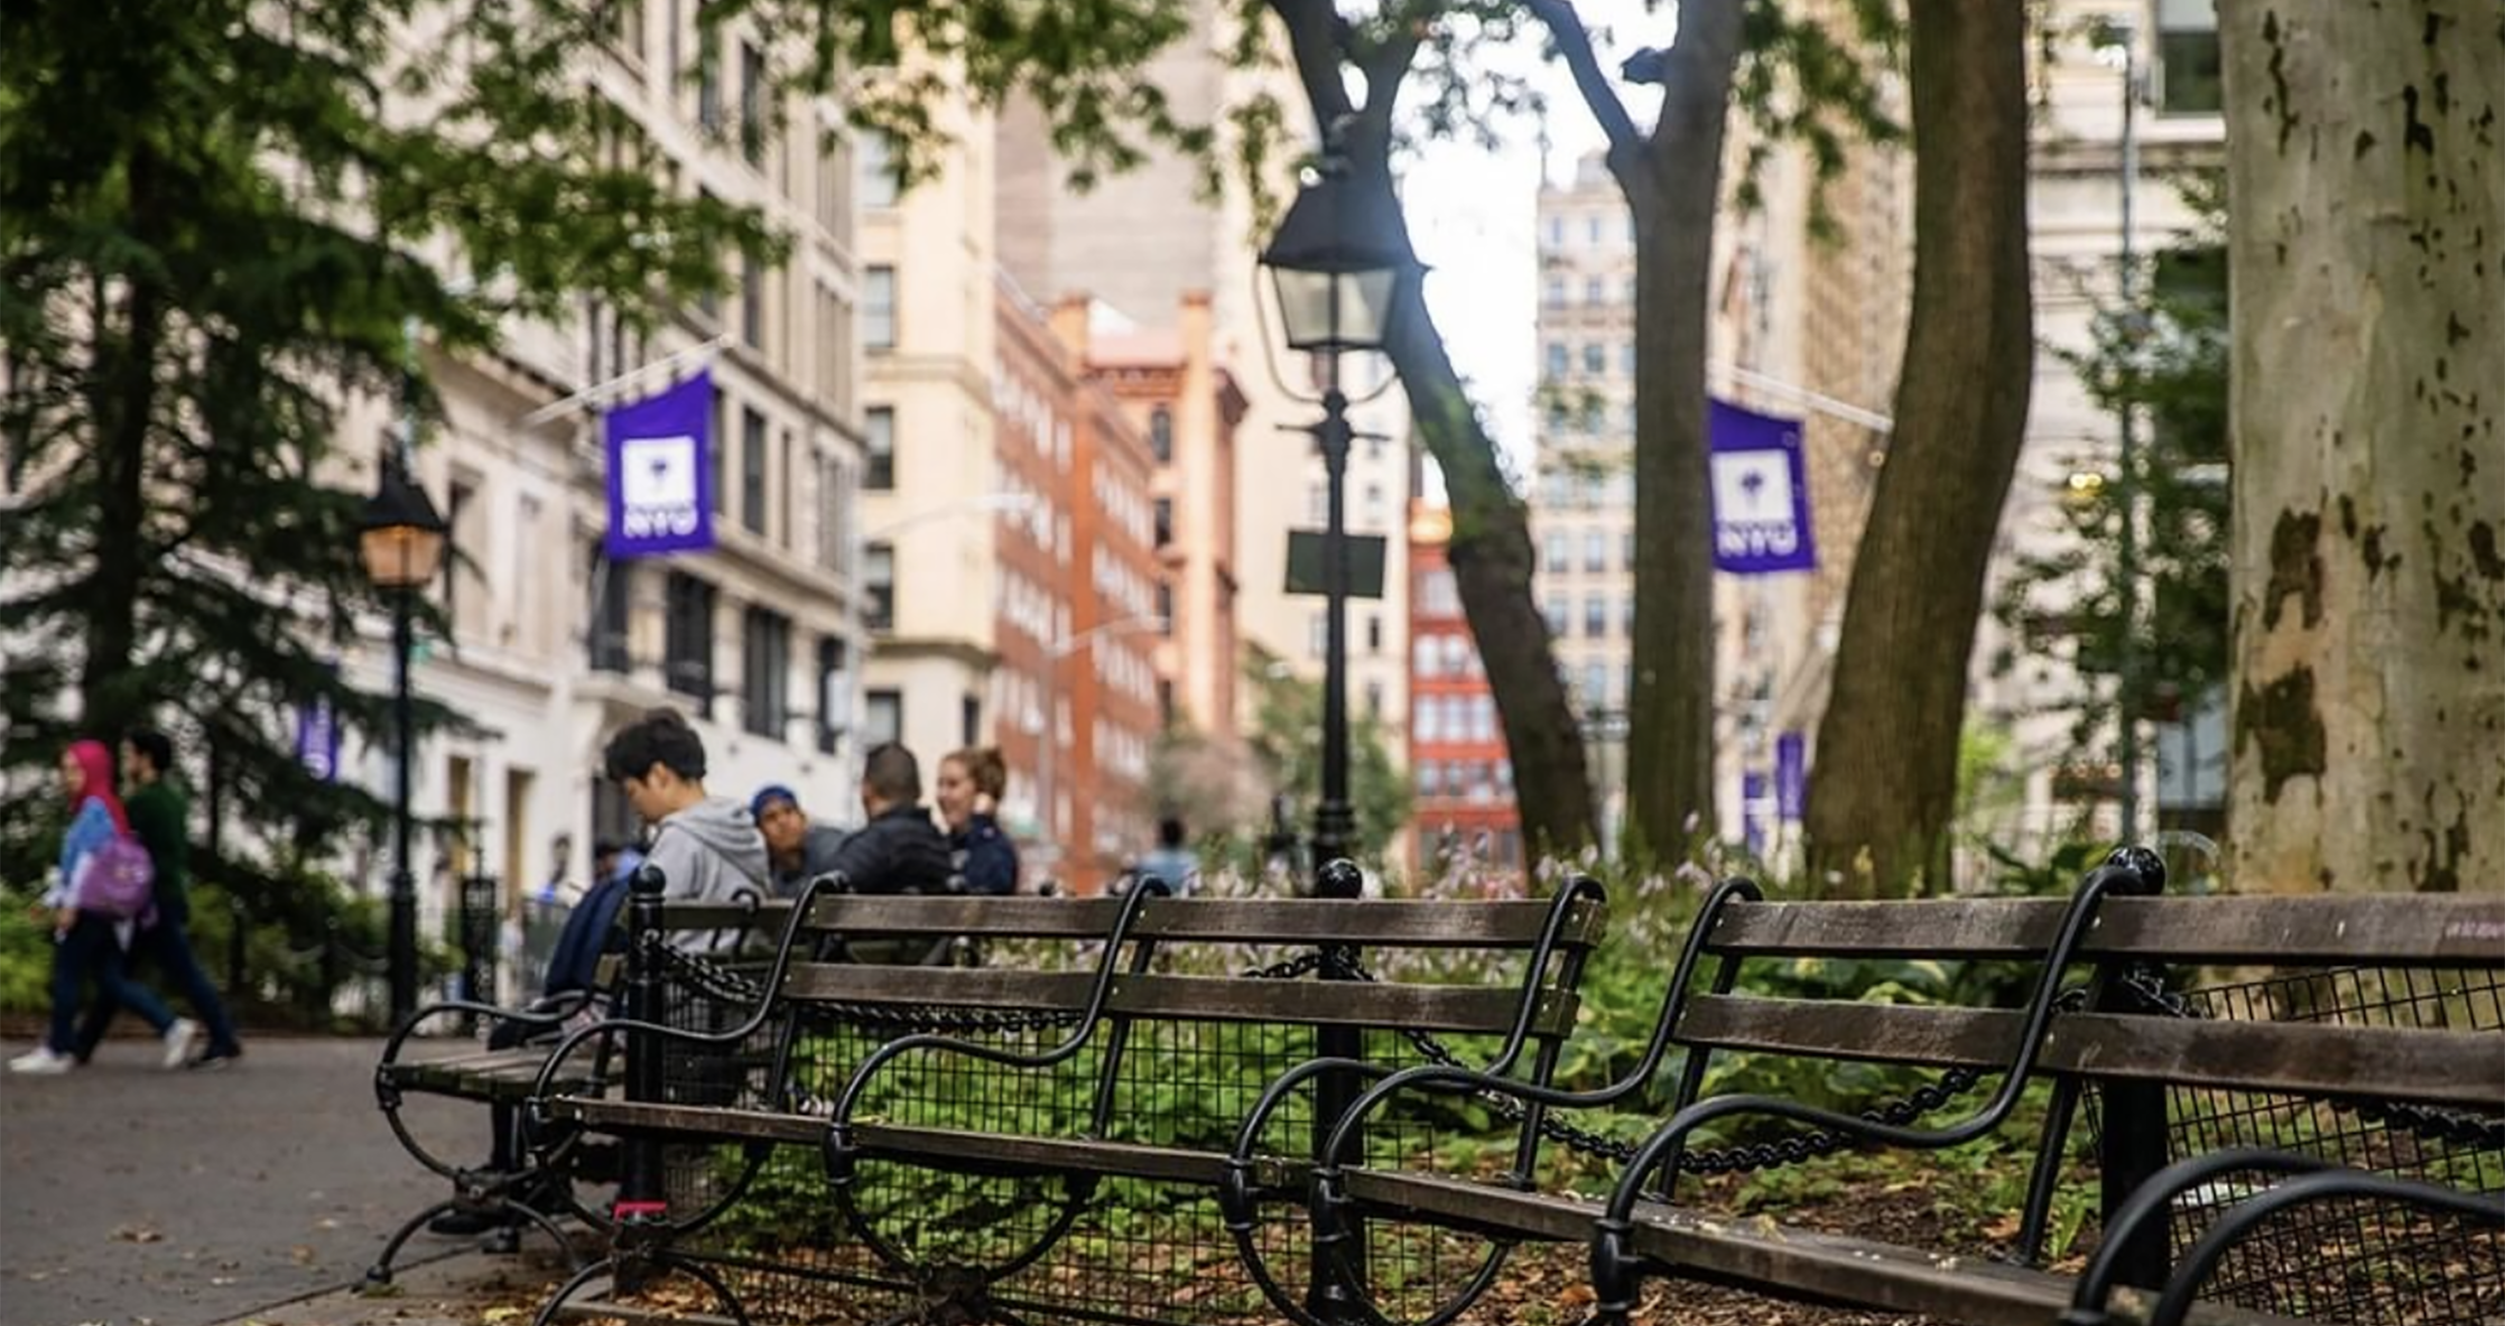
[
  {"xmin": 1709, "ymin": 399, "xmax": 1817, "ymax": 575},
  {"xmin": 605, "ymin": 369, "xmax": 716, "ymax": 559},
  {"xmin": 296, "ymin": 693, "xmax": 341, "ymax": 783}
]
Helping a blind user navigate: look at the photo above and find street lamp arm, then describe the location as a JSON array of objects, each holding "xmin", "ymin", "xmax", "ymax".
[
  {"xmin": 1046, "ymin": 614, "xmax": 1170, "ymax": 661},
  {"xmin": 862, "ymin": 491, "xmax": 1042, "ymax": 543}
]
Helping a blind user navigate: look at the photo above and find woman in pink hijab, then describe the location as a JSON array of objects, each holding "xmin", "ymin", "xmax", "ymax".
[{"xmin": 8, "ymin": 741, "xmax": 194, "ymax": 1075}]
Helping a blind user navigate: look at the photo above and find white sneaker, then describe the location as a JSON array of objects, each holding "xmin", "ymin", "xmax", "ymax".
[
  {"xmin": 162, "ymin": 1018, "xmax": 200, "ymax": 1070},
  {"xmin": 8, "ymin": 1046, "xmax": 74, "ymax": 1075}
]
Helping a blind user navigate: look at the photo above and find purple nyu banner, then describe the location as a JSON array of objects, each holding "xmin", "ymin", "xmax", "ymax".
[
  {"xmin": 1709, "ymin": 399, "xmax": 1817, "ymax": 575},
  {"xmin": 605, "ymin": 369, "xmax": 715, "ymax": 559},
  {"xmin": 1775, "ymin": 731, "xmax": 1807, "ymax": 823}
]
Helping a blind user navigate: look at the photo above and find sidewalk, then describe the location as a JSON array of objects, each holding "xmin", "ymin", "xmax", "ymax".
[{"xmin": 0, "ymin": 1036, "xmax": 560, "ymax": 1326}]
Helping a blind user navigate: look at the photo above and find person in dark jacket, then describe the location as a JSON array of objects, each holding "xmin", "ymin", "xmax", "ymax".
[
  {"xmin": 427, "ymin": 840, "xmax": 640, "ymax": 1236},
  {"xmin": 935, "ymin": 746, "xmax": 1019, "ymax": 896},
  {"xmin": 65, "ymin": 728, "xmax": 239, "ymax": 1068},
  {"xmin": 826, "ymin": 743, "xmax": 954, "ymax": 897}
]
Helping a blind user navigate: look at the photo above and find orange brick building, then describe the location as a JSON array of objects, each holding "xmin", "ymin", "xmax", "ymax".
[{"xmin": 1405, "ymin": 504, "xmax": 1522, "ymax": 875}]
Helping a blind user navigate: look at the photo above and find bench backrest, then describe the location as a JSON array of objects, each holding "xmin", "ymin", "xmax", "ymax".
[{"xmin": 1684, "ymin": 893, "xmax": 2505, "ymax": 1108}]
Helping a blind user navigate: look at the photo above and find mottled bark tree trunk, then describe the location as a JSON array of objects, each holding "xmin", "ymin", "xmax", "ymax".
[
  {"xmin": 2217, "ymin": 0, "xmax": 2505, "ymax": 893},
  {"xmin": 1620, "ymin": 4, "xmax": 1739, "ymax": 862},
  {"xmin": 1803, "ymin": 0, "xmax": 2034, "ymax": 895}
]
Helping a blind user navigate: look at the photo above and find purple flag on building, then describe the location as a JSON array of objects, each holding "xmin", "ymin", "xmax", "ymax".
[
  {"xmin": 1741, "ymin": 771, "xmax": 1772, "ymax": 854},
  {"xmin": 296, "ymin": 694, "xmax": 341, "ymax": 783},
  {"xmin": 605, "ymin": 369, "xmax": 715, "ymax": 559},
  {"xmin": 1709, "ymin": 399, "xmax": 1817, "ymax": 575},
  {"xmin": 1775, "ymin": 731, "xmax": 1807, "ymax": 823}
]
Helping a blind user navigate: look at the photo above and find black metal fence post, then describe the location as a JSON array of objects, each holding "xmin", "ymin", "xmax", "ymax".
[
  {"xmin": 612, "ymin": 863, "xmax": 670, "ymax": 1287},
  {"xmin": 2093, "ymin": 845, "xmax": 2174, "ymax": 1291},
  {"xmin": 457, "ymin": 873, "xmax": 500, "ymax": 1032},
  {"xmin": 1308, "ymin": 857, "xmax": 1366, "ymax": 1322}
]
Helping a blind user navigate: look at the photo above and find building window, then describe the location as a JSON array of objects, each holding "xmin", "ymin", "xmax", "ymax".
[
  {"xmin": 709, "ymin": 384, "xmax": 729, "ymax": 516},
  {"xmin": 441, "ymin": 478, "xmax": 475, "ymax": 638},
  {"xmin": 1363, "ymin": 680, "xmax": 1384, "ymax": 717},
  {"xmin": 664, "ymin": 571, "xmax": 717, "ymax": 712},
  {"xmin": 1422, "ymin": 569, "xmax": 1459, "ymax": 617},
  {"xmin": 741, "ymin": 406, "xmax": 768, "ymax": 536},
  {"xmin": 1584, "ymin": 596, "xmax": 1607, "ymax": 638},
  {"xmin": 961, "ymin": 693, "xmax": 981, "ymax": 748},
  {"xmin": 1153, "ymin": 497, "xmax": 1172, "ymax": 547},
  {"xmin": 1413, "ymin": 636, "xmax": 1438, "ymax": 678},
  {"xmin": 816, "ymin": 452, "xmax": 850, "ymax": 573},
  {"xmin": 1544, "ymin": 278, "xmax": 1566, "ymax": 309},
  {"xmin": 1582, "ymin": 343, "xmax": 1604, "ymax": 375},
  {"xmin": 864, "ymin": 541, "xmax": 894, "ymax": 630},
  {"xmin": 2157, "ymin": 0, "xmax": 2222, "ymax": 115},
  {"xmin": 865, "ymin": 405, "xmax": 895, "ymax": 489},
  {"xmin": 1621, "ymin": 341, "xmax": 1637, "ymax": 376},
  {"xmin": 863, "ymin": 688, "xmax": 902, "ymax": 747},
  {"xmin": 1623, "ymin": 529, "xmax": 1638, "ymax": 570},
  {"xmin": 1149, "ymin": 406, "xmax": 1173, "ymax": 463},
  {"xmin": 858, "ymin": 128, "xmax": 900, "ymax": 208},
  {"xmin": 863, "ymin": 266, "xmax": 896, "ymax": 350},
  {"xmin": 1585, "ymin": 215, "xmax": 1602, "ymax": 245},
  {"xmin": 589, "ymin": 545, "xmax": 631, "ymax": 673},
  {"xmin": 1582, "ymin": 661, "xmax": 1609, "ymax": 704},
  {"xmin": 1584, "ymin": 277, "xmax": 1602, "ymax": 305},
  {"xmin": 1544, "ymin": 216, "xmax": 1564, "ymax": 249},
  {"xmin": 815, "ymin": 636, "xmax": 848, "ymax": 754},
  {"xmin": 1155, "ymin": 581, "xmax": 1173, "ymax": 631},
  {"xmin": 1583, "ymin": 528, "xmax": 1607, "ymax": 574},
  {"xmin": 1542, "ymin": 530, "xmax": 1569, "ymax": 572},
  {"xmin": 696, "ymin": 24, "xmax": 722, "ymax": 136},
  {"xmin": 1545, "ymin": 342, "xmax": 1568, "ymax": 378},
  {"xmin": 1366, "ymin": 614, "xmax": 1383, "ymax": 655},
  {"xmin": 740, "ymin": 253, "xmax": 763, "ymax": 348},
  {"xmin": 1542, "ymin": 598, "xmax": 1567, "ymax": 637},
  {"xmin": 738, "ymin": 40, "xmax": 766, "ymax": 164},
  {"xmin": 741, "ymin": 606, "xmax": 789, "ymax": 737},
  {"xmin": 1418, "ymin": 761, "xmax": 1442, "ymax": 799},
  {"xmin": 1415, "ymin": 697, "xmax": 1443, "ymax": 742}
]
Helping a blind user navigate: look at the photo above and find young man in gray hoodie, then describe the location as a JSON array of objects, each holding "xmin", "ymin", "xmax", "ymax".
[{"xmin": 601, "ymin": 708, "xmax": 771, "ymax": 951}]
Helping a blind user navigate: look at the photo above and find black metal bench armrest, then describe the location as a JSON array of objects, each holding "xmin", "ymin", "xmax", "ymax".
[
  {"xmin": 1250, "ymin": 874, "xmax": 1755, "ymax": 1195},
  {"xmin": 1597, "ymin": 855, "xmax": 2152, "ymax": 1230},
  {"xmin": 524, "ymin": 875, "xmax": 839, "ymax": 1122},
  {"xmin": 2062, "ymin": 1147, "xmax": 2505, "ymax": 1326},
  {"xmin": 377, "ymin": 989, "xmax": 597, "ymax": 1074},
  {"xmin": 826, "ymin": 880, "xmax": 1171, "ymax": 1133}
]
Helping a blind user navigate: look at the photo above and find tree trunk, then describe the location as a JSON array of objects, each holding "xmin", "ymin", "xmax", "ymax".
[
  {"xmin": 1621, "ymin": 2, "xmax": 1741, "ymax": 862},
  {"xmin": 1384, "ymin": 267, "xmax": 1600, "ymax": 855},
  {"xmin": 79, "ymin": 145, "xmax": 161, "ymax": 741},
  {"xmin": 2217, "ymin": 0, "xmax": 2505, "ymax": 894},
  {"xmin": 1803, "ymin": 0, "xmax": 2033, "ymax": 896}
]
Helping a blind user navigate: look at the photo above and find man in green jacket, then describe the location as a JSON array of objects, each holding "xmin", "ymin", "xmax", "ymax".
[{"xmin": 74, "ymin": 728, "xmax": 243, "ymax": 1067}]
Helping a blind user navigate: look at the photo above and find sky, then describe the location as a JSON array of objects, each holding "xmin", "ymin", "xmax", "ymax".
[{"xmin": 1392, "ymin": 9, "xmax": 1670, "ymax": 477}]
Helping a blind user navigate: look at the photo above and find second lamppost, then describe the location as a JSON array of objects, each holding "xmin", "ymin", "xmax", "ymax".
[
  {"xmin": 1259, "ymin": 145, "xmax": 1417, "ymax": 898},
  {"xmin": 360, "ymin": 459, "xmax": 448, "ymax": 1028}
]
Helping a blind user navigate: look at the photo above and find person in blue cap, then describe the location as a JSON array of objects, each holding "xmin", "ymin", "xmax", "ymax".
[{"xmin": 752, "ymin": 783, "xmax": 847, "ymax": 898}]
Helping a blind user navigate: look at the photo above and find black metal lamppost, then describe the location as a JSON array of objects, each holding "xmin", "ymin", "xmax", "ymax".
[
  {"xmin": 1258, "ymin": 143, "xmax": 1418, "ymax": 895},
  {"xmin": 360, "ymin": 460, "xmax": 448, "ymax": 1028},
  {"xmin": 1258, "ymin": 136, "xmax": 1418, "ymax": 1324}
]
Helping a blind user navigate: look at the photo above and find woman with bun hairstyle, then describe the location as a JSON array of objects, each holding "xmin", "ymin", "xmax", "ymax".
[{"xmin": 935, "ymin": 746, "xmax": 1019, "ymax": 895}]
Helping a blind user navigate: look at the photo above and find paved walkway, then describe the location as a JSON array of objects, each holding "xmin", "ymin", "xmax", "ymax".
[{"xmin": 1, "ymin": 1036, "xmax": 554, "ymax": 1326}]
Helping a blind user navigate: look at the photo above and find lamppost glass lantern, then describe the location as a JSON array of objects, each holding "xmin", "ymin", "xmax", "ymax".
[
  {"xmin": 359, "ymin": 463, "xmax": 449, "ymax": 590},
  {"xmin": 1258, "ymin": 163, "xmax": 1418, "ymax": 357}
]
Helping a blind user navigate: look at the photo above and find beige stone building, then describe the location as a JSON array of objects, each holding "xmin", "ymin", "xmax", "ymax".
[{"xmin": 337, "ymin": 7, "xmax": 872, "ymax": 955}]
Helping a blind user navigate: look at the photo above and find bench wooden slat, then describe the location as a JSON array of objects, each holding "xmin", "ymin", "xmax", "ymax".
[
  {"xmin": 1707, "ymin": 895, "xmax": 2505, "ymax": 964},
  {"xmin": 1675, "ymin": 996, "xmax": 2505, "ymax": 1105},
  {"xmin": 554, "ymin": 1100, "xmax": 1308, "ymax": 1186},
  {"xmin": 781, "ymin": 964, "xmax": 1576, "ymax": 1035},
  {"xmin": 1340, "ymin": 1172, "xmax": 2305, "ymax": 1326},
  {"xmin": 656, "ymin": 900, "xmax": 793, "ymax": 931},
  {"xmin": 387, "ymin": 1048, "xmax": 594, "ymax": 1101},
  {"xmin": 798, "ymin": 896, "xmax": 1603, "ymax": 947}
]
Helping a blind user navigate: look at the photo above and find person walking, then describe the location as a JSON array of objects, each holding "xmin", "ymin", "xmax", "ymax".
[
  {"xmin": 1136, "ymin": 816, "xmax": 1201, "ymax": 896},
  {"xmin": 9, "ymin": 741, "xmax": 196, "ymax": 1075},
  {"xmin": 68, "ymin": 728, "xmax": 243, "ymax": 1068},
  {"xmin": 935, "ymin": 747, "xmax": 1018, "ymax": 896}
]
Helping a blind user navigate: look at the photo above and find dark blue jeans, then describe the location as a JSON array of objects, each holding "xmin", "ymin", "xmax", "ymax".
[
  {"xmin": 49, "ymin": 913, "xmax": 174, "ymax": 1054},
  {"xmin": 75, "ymin": 913, "xmax": 240, "ymax": 1058}
]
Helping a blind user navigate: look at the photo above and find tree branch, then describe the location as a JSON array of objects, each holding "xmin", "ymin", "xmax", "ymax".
[
  {"xmin": 1265, "ymin": 0, "xmax": 1356, "ymax": 131},
  {"xmin": 1524, "ymin": 0, "xmax": 1640, "ymax": 155},
  {"xmin": 1351, "ymin": 24, "xmax": 1422, "ymax": 145}
]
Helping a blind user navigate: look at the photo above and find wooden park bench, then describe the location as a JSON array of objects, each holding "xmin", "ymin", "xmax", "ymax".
[
  {"xmin": 365, "ymin": 888, "xmax": 784, "ymax": 1287},
  {"xmin": 1250, "ymin": 848, "xmax": 2502, "ymax": 1326},
  {"xmin": 515, "ymin": 861, "xmax": 1607, "ymax": 1326}
]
